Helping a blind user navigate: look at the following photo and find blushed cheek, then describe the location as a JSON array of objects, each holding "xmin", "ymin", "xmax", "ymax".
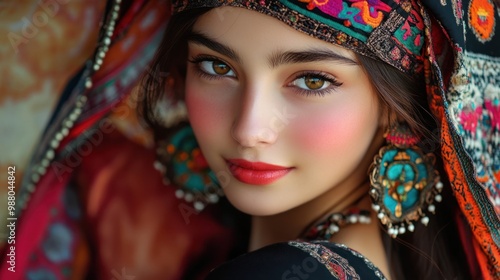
[
  {"xmin": 185, "ymin": 87, "xmax": 224, "ymax": 137},
  {"xmin": 292, "ymin": 108, "xmax": 377, "ymax": 155}
]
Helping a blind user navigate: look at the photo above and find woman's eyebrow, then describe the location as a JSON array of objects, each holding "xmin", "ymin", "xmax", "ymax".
[
  {"xmin": 187, "ymin": 31, "xmax": 358, "ymax": 67},
  {"xmin": 268, "ymin": 49, "xmax": 358, "ymax": 68},
  {"xmin": 188, "ymin": 31, "xmax": 241, "ymax": 64}
]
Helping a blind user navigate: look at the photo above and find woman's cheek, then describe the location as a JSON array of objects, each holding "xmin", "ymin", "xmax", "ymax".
[
  {"xmin": 292, "ymin": 105, "xmax": 376, "ymax": 155},
  {"xmin": 185, "ymin": 85, "xmax": 226, "ymax": 137}
]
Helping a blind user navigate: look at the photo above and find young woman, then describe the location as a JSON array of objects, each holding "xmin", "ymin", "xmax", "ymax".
[{"xmin": 141, "ymin": 0, "xmax": 500, "ymax": 279}]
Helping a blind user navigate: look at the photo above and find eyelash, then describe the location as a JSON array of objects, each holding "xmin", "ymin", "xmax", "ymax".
[
  {"xmin": 187, "ymin": 55, "xmax": 343, "ymax": 96},
  {"xmin": 188, "ymin": 55, "xmax": 233, "ymax": 81},
  {"xmin": 290, "ymin": 71, "xmax": 343, "ymax": 97}
]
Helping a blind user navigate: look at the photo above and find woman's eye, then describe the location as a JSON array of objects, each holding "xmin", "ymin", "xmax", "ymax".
[
  {"xmin": 292, "ymin": 74, "xmax": 331, "ymax": 91},
  {"xmin": 287, "ymin": 72, "xmax": 343, "ymax": 96},
  {"xmin": 199, "ymin": 60, "xmax": 235, "ymax": 77}
]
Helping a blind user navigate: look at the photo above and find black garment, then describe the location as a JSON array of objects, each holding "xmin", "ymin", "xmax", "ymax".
[{"xmin": 205, "ymin": 240, "xmax": 386, "ymax": 279}]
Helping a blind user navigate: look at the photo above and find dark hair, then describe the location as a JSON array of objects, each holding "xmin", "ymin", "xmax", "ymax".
[
  {"xmin": 139, "ymin": 8, "xmax": 473, "ymax": 280},
  {"xmin": 139, "ymin": 8, "xmax": 211, "ymax": 139},
  {"xmin": 357, "ymin": 55, "xmax": 436, "ymax": 140}
]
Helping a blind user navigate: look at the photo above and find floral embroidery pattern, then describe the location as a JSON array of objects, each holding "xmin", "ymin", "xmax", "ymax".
[
  {"xmin": 300, "ymin": 0, "xmax": 392, "ymax": 30},
  {"xmin": 289, "ymin": 241, "xmax": 360, "ymax": 279},
  {"xmin": 289, "ymin": 240, "xmax": 387, "ymax": 280},
  {"xmin": 447, "ymin": 52, "xmax": 500, "ymax": 216},
  {"xmin": 394, "ymin": 8, "xmax": 424, "ymax": 54},
  {"xmin": 469, "ymin": 0, "xmax": 496, "ymax": 42}
]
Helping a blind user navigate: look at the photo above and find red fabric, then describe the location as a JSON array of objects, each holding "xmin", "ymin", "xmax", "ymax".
[
  {"xmin": 74, "ymin": 129, "xmax": 237, "ymax": 279},
  {"xmin": 0, "ymin": 162, "xmax": 89, "ymax": 278}
]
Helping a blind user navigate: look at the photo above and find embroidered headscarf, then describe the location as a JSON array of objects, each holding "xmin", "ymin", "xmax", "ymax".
[
  {"xmin": 172, "ymin": 0, "xmax": 500, "ymax": 278},
  {"xmin": 174, "ymin": 0, "xmax": 425, "ymax": 75}
]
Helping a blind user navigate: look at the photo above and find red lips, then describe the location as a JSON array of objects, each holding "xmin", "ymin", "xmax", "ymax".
[{"xmin": 226, "ymin": 159, "xmax": 292, "ymax": 185}]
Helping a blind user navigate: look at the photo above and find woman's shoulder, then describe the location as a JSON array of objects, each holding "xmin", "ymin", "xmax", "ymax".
[{"xmin": 206, "ymin": 240, "xmax": 387, "ymax": 280}]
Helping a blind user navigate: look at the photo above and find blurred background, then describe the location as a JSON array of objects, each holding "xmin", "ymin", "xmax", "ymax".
[
  {"xmin": 0, "ymin": 1, "xmax": 245, "ymax": 279},
  {"xmin": 0, "ymin": 0, "xmax": 106, "ymax": 240}
]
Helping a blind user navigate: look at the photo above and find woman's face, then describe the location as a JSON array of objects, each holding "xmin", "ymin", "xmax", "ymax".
[{"xmin": 185, "ymin": 7, "xmax": 384, "ymax": 216}]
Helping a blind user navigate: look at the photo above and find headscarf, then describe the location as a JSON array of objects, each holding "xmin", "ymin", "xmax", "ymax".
[{"xmin": 172, "ymin": 0, "xmax": 500, "ymax": 278}]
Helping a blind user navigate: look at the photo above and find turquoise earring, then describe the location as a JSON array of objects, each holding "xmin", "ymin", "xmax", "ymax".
[
  {"xmin": 369, "ymin": 123, "xmax": 443, "ymax": 237},
  {"xmin": 155, "ymin": 123, "xmax": 223, "ymax": 211}
]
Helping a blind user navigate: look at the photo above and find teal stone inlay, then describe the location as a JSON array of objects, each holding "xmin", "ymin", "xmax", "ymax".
[
  {"xmin": 170, "ymin": 126, "xmax": 219, "ymax": 192},
  {"xmin": 383, "ymin": 189, "xmax": 397, "ymax": 213},
  {"xmin": 397, "ymin": 185, "xmax": 405, "ymax": 195},
  {"xmin": 406, "ymin": 148, "xmax": 428, "ymax": 181},
  {"xmin": 376, "ymin": 147, "xmax": 433, "ymax": 218},
  {"xmin": 402, "ymin": 188, "xmax": 419, "ymax": 209},
  {"xmin": 383, "ymin": 188, "xmax": 419, "ymax": 216},
  {"xmin": 370, "ymin": 133, "xmax": 441, "ymax": 236},
  {"xmin": 386, "ymin": 163, "xmax": 416, "ymax": 181}
]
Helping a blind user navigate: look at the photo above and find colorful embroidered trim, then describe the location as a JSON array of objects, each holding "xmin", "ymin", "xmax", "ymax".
[
  {"xmin": 288, "ymin": 241, "xmax": 387, "ymax": 279},
  {"xmin": 289, "ymin": 241, "xmax": 361, "ymax": 279},
  {"xmin": 172, "ymin": 0, "xmax": 425, "ymax": 75},
  {"xmin": 422, "ymin": 11, "xmax": 500, "ymax": 277}
]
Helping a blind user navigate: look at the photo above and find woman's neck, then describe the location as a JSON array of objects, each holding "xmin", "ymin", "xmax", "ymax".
[
  {"xmin": 248, "ymin": 191, "xmax": 391, "ymax": 279},
  {"xmin": 248, "ymin": 176, "xmax": 370, "ymax": 251}
]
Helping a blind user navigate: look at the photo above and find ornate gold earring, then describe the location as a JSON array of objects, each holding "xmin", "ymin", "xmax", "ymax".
[{"xmin": 369, "ymin": 123, "xmax": 443, "ymax": 237}]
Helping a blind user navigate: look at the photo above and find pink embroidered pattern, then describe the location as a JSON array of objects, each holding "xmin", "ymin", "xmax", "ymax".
[{"xmin": 300, "ymin": 0, "xmax": 392, "ymax": 30}]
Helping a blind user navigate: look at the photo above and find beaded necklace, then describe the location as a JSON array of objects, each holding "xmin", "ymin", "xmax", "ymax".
[{"xmin": 303, "ymin": 207, "xmax": 372, "ymax": 241}]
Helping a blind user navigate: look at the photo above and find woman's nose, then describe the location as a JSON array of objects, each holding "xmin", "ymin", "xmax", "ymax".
[{"xmin": 230, "ymin": 86, "xmax": 281, "ymax": 148}]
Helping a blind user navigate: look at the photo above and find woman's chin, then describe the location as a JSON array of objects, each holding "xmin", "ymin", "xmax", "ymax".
[{"xmin": 223, "ymin": 188, "xmax": 294, "ymax": 217}]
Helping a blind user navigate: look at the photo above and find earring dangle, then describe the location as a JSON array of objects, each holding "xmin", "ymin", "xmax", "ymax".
[
  {"xmin": 154, "ymin": 122, "xmax": 223, "ymax": 211},
  {"xmin": 369, "ymin": 123, "xmax": 443, "ymax": 238}
]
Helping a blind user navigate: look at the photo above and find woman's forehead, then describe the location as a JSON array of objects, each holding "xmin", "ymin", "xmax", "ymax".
[
  {"xmin": 192, "ymin": 7, "xmax": 357, "ymax": 61},
  {"xmin": 175, "ymin": 0, "xmax": 425, "ymax": 75}
]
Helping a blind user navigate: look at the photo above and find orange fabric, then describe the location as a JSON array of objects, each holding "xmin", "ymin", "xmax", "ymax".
[
  {"xmin": 441, "ymin": 121, "xmax": 500, "ymax": 279},
  {"xmin": 425, "ymin": 18, "xmax": 500, "ymax": 277},
  {"xmin": 469, "ymin": 0, "xmax": 495, "ymax": 42}
]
